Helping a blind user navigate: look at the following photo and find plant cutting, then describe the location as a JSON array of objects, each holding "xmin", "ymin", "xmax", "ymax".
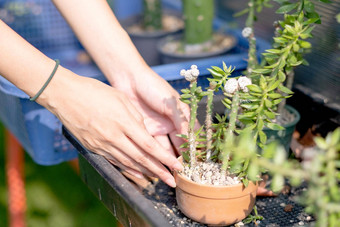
[
  {"xmin": 121, "ymin": 0, "xmax": 184, "ymax": 65},
  {"xmin": 158, "ymin": 0, "xmax": 237, "ymax": 64}
]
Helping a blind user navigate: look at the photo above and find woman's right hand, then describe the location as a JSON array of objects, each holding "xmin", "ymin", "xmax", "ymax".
[{"xmin": 38, "ymin": 66, "xmax": 183, "ymax": 187}]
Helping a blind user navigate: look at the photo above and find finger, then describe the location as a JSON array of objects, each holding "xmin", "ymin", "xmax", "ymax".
[
  {"xmin": 164, "ymin": 97, "xmax": 190, "ymax": 135},
  {"xmin": 154, "ymin": 134, "xmax": 176, "ymax": 157},
  {"xmin": 96, "ymin": 146, "xmax": 156, "ymax": 178},
  {"xmin": 122, "ymin": 119, "xmax": 183, "ymax": 172},
  {"xmin": 107, "ymin": 158, "xmax": 145, "ymax": 179},
  {"xmin": 116, "ymin": 134, "xmax": 179, "ymax": 187},
  {"xmin": 256, "ymin": 187, "xmax": 277, "ymax": 197}
]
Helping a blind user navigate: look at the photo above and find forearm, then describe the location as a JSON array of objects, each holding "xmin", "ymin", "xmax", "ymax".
[
  {"xmin": 51, "ymin": 0, "xmax": 149, "ymax": 85},
  {"xmin": 0, "ymin": 20, "xmax": 80, "ymax": 109}
]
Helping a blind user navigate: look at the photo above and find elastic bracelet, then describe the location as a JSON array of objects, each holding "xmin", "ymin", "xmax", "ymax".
[{"xmin": 30, "ymin": 59, "xmax": 60, "ymax": 102}]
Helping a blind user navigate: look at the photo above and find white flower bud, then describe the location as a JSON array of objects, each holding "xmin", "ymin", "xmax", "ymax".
[
  {"xmin": 224, "ymin": 78, "xmax": 239, "ymax": 94},
  {"xmin": 242, "ymin": 27, "xmax": 253, "ymax": 38},
  {"xmin": 180, "ymin": 69, "xmax": 186, "ymax": 76},
  {"xmin": 238, "ymin": 76, "xmax": 252, "ymax": 92},
  {"xmin": 191, "ymin": 68, "xmax": 200, "ymax": 78},
  {"xmin": 190, "ymin": 65, "xmax": 198, "ymax": 70},
  {"xmin": 184, "ymin": 70, "xmax": 193, "ymax": 82}
]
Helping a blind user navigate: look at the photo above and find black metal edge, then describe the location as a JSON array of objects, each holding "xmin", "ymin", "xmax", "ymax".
[{"xmin": 62, "ymin": 126, "xmax": 172, "ymax": 227}]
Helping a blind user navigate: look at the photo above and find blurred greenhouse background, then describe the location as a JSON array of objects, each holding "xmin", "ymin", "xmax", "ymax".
[{"xmin": 0, "ymin": 123, "xmax": 117, "ymax": 227}]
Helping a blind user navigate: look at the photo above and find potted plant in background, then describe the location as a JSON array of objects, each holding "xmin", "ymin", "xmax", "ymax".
[
  {"xmin": 235, "ymin": 0, "xmax": 328, "ymax": 152},
  {"xmin": 158, "ymin": 0, "xmax": 237, "ymax": 64},
  {"xmin": 120, "ymin": 0, "xmax": 184, "ymax": 66}
]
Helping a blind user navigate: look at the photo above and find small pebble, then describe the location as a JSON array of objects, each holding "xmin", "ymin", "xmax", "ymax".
[
  {"xmin": 284, "ymin": 204, "xmax": 293, "ymax": 212},
  {"xmin": 306, "ymin": 216, "xmax": 312, "ymax": 221},
  {"xmin": 298, "ymin": 221, "xmax": 304, "ymax": 226}
]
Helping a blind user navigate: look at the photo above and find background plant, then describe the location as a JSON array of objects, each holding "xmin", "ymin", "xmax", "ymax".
[
  {"xmin": 142, "ymin": 0, "xmax": 162, "ymax": 31},
  {"xmin": 232, "ymin": 128, "xmax": 340, "ymax": 227}
]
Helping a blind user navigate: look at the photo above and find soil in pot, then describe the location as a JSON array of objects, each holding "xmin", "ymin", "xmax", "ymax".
[
  {"xmin": 158, "ymin": 33, "xmax": 237, "ymax": 64},
  {"xmin": 121, "ymin": 12, "xmax": 184, "ymax": 66},
  {"xmin": 174, "ymin": 157, "xmax": 258, "ymax": 226}
]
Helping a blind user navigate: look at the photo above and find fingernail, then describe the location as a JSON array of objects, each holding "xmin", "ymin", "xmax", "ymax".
[
  {"xmin": 173, "ymin": 162, "xmax": 183, "ymax": 171},
  {"xmin": 165, "ymin": 178, "xmax": 176, "ymax": 188},
  {"xmin": 133, "ymin": 172, "xmax": 144, "ymax": 179}
]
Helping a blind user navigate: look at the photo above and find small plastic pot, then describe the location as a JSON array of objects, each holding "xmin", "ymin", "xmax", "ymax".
[
  {"xmin": 174, "ymin": 157, "xmax": 258, "ymax": 225},
  {"xmin": 263, "ymin": 105, "xmax": 300, "ymax": 153}
]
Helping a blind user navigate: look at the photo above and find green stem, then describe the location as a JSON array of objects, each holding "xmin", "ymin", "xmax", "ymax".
[
  {"xmin": 189, "ymin": 81, "xmax": 198, "ymax": 167},
  {"xmin": 226, "ymin": 91, "xmax": 240, "ymax": 139},
  {"xmin": 205, "ymin": 88, "xmax": 214, "ymax": 161},
  {"xmin": 246, "ymin": 0, "xmax": 258, "ymax": 75},
  {"xmin": 182, "ymin": 0, "xmax": 214, "ymax": 45},
  {"xmin": 222, "ymin": 91, "xmax": 240, "ymax": 171},
  {"xmin": 143, "ymin": 0, "xmax": 162, "ymax": 31},
  {"xmin": 277, "ymin": 70, "xmax": 294, "ymax": 116}
]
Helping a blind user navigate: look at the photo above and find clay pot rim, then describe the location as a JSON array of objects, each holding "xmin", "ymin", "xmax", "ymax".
[{"xmin": 174, "ymin": 169, "xmax": 248, "ymax": 189}]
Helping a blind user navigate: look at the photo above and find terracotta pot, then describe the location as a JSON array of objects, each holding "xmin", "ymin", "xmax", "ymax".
[{"xmin": 174, "ymin": 158, "xmax": 258, "ymax": 226}]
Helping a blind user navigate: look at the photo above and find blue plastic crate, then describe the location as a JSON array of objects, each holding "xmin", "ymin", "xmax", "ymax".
[{"xmin": 0, "ymin": 0, "xmax": 270, "ymax": 165}]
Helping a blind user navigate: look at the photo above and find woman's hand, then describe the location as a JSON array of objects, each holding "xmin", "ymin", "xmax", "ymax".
[
  {"xmin": 40, "ymin": 67, "xmax": 183, "ymax": 187},
  {"xmin": 108, "ymin": 67, "xmax": 192, "ymax": 157}
]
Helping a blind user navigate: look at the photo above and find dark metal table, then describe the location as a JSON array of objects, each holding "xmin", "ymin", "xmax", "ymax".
[{"xmin": 63, "ymin": 127, "xmax": 314, "ymax": 227}]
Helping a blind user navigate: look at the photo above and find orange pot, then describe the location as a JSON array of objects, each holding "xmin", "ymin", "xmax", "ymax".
[{"xmin": 174, "ymin": 158, "xmax": 258, "ymax": 226}]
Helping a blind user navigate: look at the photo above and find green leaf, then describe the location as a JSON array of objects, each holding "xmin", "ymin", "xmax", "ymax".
[
  {"xmin": 207, "ymin": 68, "xmax": 223, "ymax": 78},
  {"xmin": 195, "ymin": 125, "xmax": 205, "ymax": 136},
  {"xmin": 181, "ymin": 88, "xmax": 190, "ymax": 94},
  {"xmin": 222, "ymin": 99, "xmax": 231, "ymax": 109},
  {"xmin": 180, "ymin": 142, "xmax": 188, "ymax": 148},
  {"xmin": 265, "ymin": 99, "xmax": 273, "ymax": 108},
  {"xmin": 211, "ymin": 66, "xmax": 224, "ymax": 74},
  {"xmin": 272, "ymin": 174, "xmax": 285, "ymax": 192},
  {"xmin": 267, "ymin": 93, "xmax": 282, "ymax": 99},
  {"xmin": 278, "ymin": 70, "xmax": 286, "ymax": 82},
  {"xmin": 272, "ymin": 98, "xmax": 283, "ymax": 105},
  {"xmin": 268, "ymin": 80, "xmax": 281, "ymax": 91},
  {"xmin": 233, "ymin": 8, "xmax": 250, "ymax": 17},
  {"xmin": 276, "ymin": 3, "xmax": 298, "ymax": 14},
  {"xmin": 278, "ymin": 59, "xmax": 286, "ymax": 69},
  {"xmin": 278, "ymin": 84, "xmax": 294, "ymax": 94},
  {"xmin": 259, "ymin": 130, "xmax": 267, "ymax": 144},
  {"xmin": 265, "ymin": 49, "xmax": 283, "ymax": 54},
  {"xmin": 314, "ymin": 137, "xmax": 328, "ymax": 150},
  {"xmin": 182, "ymin": 151, "xmax": 190, "ymax": 163},
  {"xmin": 247, "ymin": 84, "xmax": 263, "ymax": 93},
  {"xmin": 299, "ymin": 40, "xmax": 312, "ymax": 48},
  {"xmin": 180, "ymin": 93, "xmax": 192, "ymax": 99},
  {"xmin": 266, "ymin": 123, "xmax": 285, "ymax": 130},
  {"xmin": 284, "ymin": 24, "xmax": 295, "ymax": 34},
  {"xmin": 241, "ymin": 103, "xmax": 260, "ymax": 110},
  {"xmin": 223, "ymin": 97, "xmax": 232, "ymax": 104},
  {"xmin": 180, "ymin": 98, "xmax": 191, "ymax": 104},
  {"xmin": 305, "ymin": 1, "xmax": 315, "ymax": 13},
  {"xmin": 176, "ymin": 134, "xmax": 188, "ymax": 139},
  {"xmin": 242, "ymin": 178, "xmax": 249, "ymax": 187},
  {"xmin": 264, "ymin": 110, "xmax": 276, "ymax": 119},
  {"xmin": 252, "ymin": 68, "xmax": 272, "ymax": 74}
]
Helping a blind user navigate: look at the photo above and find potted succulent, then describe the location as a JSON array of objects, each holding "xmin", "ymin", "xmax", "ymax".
[
  {"xmin": 171, "ymin": 0, "xmax": 333, "ymax": 225},
  {"xmin": 120, "ymin": 0, "xmax": 184, "ymax": 66},
  {"xmin": 173, "ymin": 63, "xmax": 276, "ymax": 225},
  {"xmin": 158, "ymin": 0, "xmax": 237, "ymax": 64}
]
